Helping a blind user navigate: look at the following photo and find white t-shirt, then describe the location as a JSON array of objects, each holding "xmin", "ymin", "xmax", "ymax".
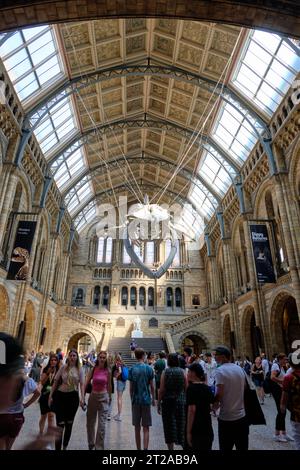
[
  {"xmin": 0, "ymin": 377, "xmax": 37, "ymax": 415},
  {"xmin": 261, "ymin": 358, "xmax": 269, "ymax": 377},
  {"xmin": 215, "ymin": 363, "xmax": 246, "ymax": 421},
  {"xmin": 271, "ymin": 363, "xmax": 286, "ymax": 380}
]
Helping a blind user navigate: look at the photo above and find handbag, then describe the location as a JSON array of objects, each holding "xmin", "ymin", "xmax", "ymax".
[{"xmin": 244, "ymin": 372, "xmax": 266, "ymax": 425}]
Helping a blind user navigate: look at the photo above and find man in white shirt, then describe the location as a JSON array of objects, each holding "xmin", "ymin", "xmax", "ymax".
[{"xmin": 213, "ymin": 345, "xmax": 249, "ymax": 450}]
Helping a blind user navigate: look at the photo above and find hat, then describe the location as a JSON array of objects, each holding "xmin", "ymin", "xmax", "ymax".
[
  {"xmin": 187, "ymin": 362, "xmax": 205, "ymax": 379},
  {"xmin": 214, "ymin": 346, "xmax": 231, "ymax": 358},
  {"xmin": 288, "ymin": 351, "xmax": 300, "ymax": 367},
  {"xmin": 0, "ymin": 333, "xmax": 24, "ymax": 376}
]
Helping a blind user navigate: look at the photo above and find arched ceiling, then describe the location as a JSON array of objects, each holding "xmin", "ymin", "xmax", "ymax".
[
  {"xmin": 0, "ymin": 17, "xmax": 299, "ymax": 235},
  {"xmin": 0, "ymin": 0, "xmax": 299, "ymax": 37}
]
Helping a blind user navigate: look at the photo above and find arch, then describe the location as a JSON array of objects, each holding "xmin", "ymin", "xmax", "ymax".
[
  {"xmin": 175, "ymin": 287, "xmax": 182, "ymax": 308},
  {"xmin": 64, "ymin": 328, "xmax": 97, "ymax": 352},
  {"xmin": 139, "ymin": 286, "xmax": 145, "ymax": 307},
  {"xmin": 0, "ymin": 284, "xmax": 9, "ymax": 332},
  {"xmin": 130, "ymin": 286, "xmax": 137, "ymax": 307},
  {"xmin": 222, "ymin": 314, "xmax": 231, "ymax": 350},
  {"xmin": 93, "ymin": 285, "xmax": 101, "ymax": 306},
  {"xmin": 270, "ymin": 291, "xmax": 300, "ymax": 354},
  {"xmin": 121, "ymin": 286, "xmax": 128, "ymax": 306},
  {"xmin": 240, "ymin": 306, "xmax": 261, "ymax": 360},
  {"xmin": 102, "ymin": 286, "xmax": 109, "ymax": 307},
  {"xmin": 166, "ymin": 287, "xmax": 173, "ymax": 307},
  {"xmin": 23, "ymin": 300, "xmax": 36, "ymax": 353},
  {"xmin": 148, "ymin": 287, "xmax": 154, "ymax": 307},
  {"xmin": 0, "ymin": 2, "xmax": 298, "ymax": 37},
  {"xmin": 179, "ymin": 330, "xmax": 210, "ymax": 354}
]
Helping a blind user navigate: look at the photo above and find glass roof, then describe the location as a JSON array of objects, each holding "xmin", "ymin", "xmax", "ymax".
[
  {"xmin": 232, "ymin": 30, "xmax": 300, "ymax": 116},
  {"xmin": 53, "ymin": 147, "xmax": 87, "ymax": 189},
  {"xmin": 1, "ymin": 24, "xmax": 299, "ymax": 235},
  {"xmin": 199, "ymin": 150, "xmax": 232, "ymax": 196},
  {"xmin": 0, "ymin": 26, "xmax": 64, "ymax": 102},
  {"xmin": 33, "ymin": 97, "xmax": 78, "ymax": 155}
]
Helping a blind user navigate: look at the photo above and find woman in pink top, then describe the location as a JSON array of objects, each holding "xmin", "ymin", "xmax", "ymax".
[{"xmin": 84, "ymin": 351, "xmax": 112, "ymax": 450}]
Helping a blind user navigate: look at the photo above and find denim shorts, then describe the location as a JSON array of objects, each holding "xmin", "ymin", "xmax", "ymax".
[{"xmin": 116, "ymin": 380, "xmax": 126, "ymax": 392}]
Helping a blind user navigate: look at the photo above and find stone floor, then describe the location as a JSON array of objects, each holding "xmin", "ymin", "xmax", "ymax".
[{"xmin": 14, "ymin": 384, "xmax": 296, "ymax": 451}]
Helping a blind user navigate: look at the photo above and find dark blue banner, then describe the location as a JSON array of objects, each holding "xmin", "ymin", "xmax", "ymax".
[{"xmin": 250, "ymin": 224, "xmax": 275, "ymax": 284}]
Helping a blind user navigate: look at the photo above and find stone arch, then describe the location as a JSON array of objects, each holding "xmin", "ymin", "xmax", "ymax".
[
  {"xmin": 270, "ymin": 291, "xmax": 300, "ymax": 354},
  {"xmin": 63, "ymin": 328, "xmax": 98, "ymax": 353},
  {"xmin": 222, "ymin": 314, "xmax": 231, "ymax": 349},
  {"xmin": 179, "ymin": 330, "xmax": 210, "ymax": 354},
  {"xmin": 240, "ymin": 305, "xmax": 261, "ymax": 360},
  {"xmin": 0, "ymin": 284, "xmax": 9, "ymax": 332},
  {"xmin": 0, "ymin": 2, "xmax": 298, "ymax": 37},
  {"xmin": 23, "ymin": 300, "xmax": 36, "ymax": 353}
]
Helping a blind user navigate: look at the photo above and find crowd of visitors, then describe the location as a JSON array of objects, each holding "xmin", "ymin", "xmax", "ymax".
[{"xmin": 0, "ymin": 331, "xmax": 299, "ymax": 450}]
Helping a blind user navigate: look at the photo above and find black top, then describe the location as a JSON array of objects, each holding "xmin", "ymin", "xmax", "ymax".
[{"xmin": 186, "ymin": 382, "xmax": 214, "ymax": 436}]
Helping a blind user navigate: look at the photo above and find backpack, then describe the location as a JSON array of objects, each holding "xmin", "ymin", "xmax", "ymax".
[{"xmin": 121, "ymin": 365, "xmax": 129, "ymax": 381}]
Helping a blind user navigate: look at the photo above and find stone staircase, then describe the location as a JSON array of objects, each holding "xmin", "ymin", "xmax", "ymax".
[{"xmin": 108, "ymin": 337, "xmax": 168, "ymax": 367}]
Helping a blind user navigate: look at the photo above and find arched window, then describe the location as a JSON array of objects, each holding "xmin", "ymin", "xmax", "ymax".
[
  {"xmin": 166, "ymin": 287, "xmax": 173, "ymax": 307},
  {"xmin": 149, "ymin": 317, "xmax": 158, "ymax": 328},
  {"xmin": 165, "ymin": 239, "xmax": 180, "ymax": 266},
  {"xmin": 105, "ymin": 237, "xmax": 112, "ymax": 263},
  {"xmin": 102, "ymin": 286, "xmax": 109, "ymax": 307},
  {"xmin": 93, "ymin": 286, "xmax": 101, "ymax": 306},
  {"xmin": 133, "ymin": 242, "xmax": 143, "ymax": 261},
  {"xmin": 97, "ymin": 237, "xmax": 113, "ymax": 263},
  {"xmin": 145, "ymin": 241, "xmax": 154, "ymax": 264},
  {"xmin": 121, "ymin": 286, "xmax": 128, "ymax": 306},
  {"xmin": 97, "ymin": 237, "xmax": 105, "ymax": 263},
  {"xmin": 123, "ymin": 243, "xmax": 131, "ymax": 264},
  {"xmin": 130, "ymin": 287, "xmax": 137, "ymax": 306},
  {"xmin": 139, "ymin": 287, "xmax": 145, "ymax": 307},
  {"xmin": 175, "ymin": 287, "xmax": 182, "ymax": 308},
  {"xmin": 148, "ymin": 287, "xmax": 154, "ymax": 307}
]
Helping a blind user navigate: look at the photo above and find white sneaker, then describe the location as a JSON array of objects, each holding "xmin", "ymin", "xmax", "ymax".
[
  {"xmin": 278, "ymin": 435, "xmax": 288, "ymax": 442},
  {"xmin": 114, "ymin": 415, "xmax": 122, "ymax": 421},
  {"xmin": 284, "ymin": 434, "xmax": 294, "ymax": 442}
]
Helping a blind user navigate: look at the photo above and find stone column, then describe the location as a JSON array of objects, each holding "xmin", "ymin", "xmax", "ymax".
[
  {"xmin": 242, "ymin": 215, "xmax": 272, "ymax": 356},
  {"xmin": 0, "ymin": 167, "xmax": 18, "ymax": 254},
  {"xmin": 222, "ymin": 238, "xmax": 242, "ymax": 355},
  {"xmin": 208, "ymin": 256, "xmax": 221, "ymax": 306},
  {"xmin": 272, "ymin": 172, "xmax": 300, "ymax": 320}
]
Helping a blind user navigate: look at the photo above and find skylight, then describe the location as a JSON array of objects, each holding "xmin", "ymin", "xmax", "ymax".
[
  {"xmin": 198, "ymin": 150, "xmax": 232, "ymax": 195},
  {"xmin": 74, "ymin": 201, "xmax": 97, "ymax": 232},
  {"xmin": 53, "ymin": 147, "xmax": 87, "ymax": 189},
  {"xmin": 0, "ymin": 26, "xmax": 64, "ymax": 102},
  {"xmin": 189, "ymin": 184, "xmax": 215, "ymax": 217},
  {"xmin": 212, "ymin": 102, "xmax": 259, "ymax": 163},
  {"xmin": 232, "ymin": 30, "xmax": 300, "ymax": 115},
  {"xmin": 66, "ymin": 177, "xmax": 94, "ymax": 215},
  {"xmin": 33, "ymin": 97, "xmax": 78, "ymax": 155}
]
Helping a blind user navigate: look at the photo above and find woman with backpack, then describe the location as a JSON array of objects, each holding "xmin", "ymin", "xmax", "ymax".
[
  {"xmin": 85, "ymin": 351, "xmax": 112, "ymax": 450},
  {"xmin": 112, "ymin": 354, "xmax": 127, "ymax": 421}
]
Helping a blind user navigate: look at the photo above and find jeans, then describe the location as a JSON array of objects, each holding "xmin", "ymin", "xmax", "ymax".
[{"xmin": 86, "ymin": 392, "xmax": 109, "ymax": 450}]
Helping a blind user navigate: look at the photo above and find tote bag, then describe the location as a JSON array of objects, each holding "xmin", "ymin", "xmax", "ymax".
[{"xmin": 244, "ymin": 372, "xmax": 266, "ymax": 425}]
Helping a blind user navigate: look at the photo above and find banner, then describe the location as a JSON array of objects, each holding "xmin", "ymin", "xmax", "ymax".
[
  {"xmin": 7, "ymin": 221, "xmax": 37, "ymax": 280},
  {"xmin": 249, "ymin": 224, "xmax": 276, "ymax": 284}
]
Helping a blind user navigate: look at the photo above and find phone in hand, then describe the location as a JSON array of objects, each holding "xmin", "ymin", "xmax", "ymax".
[{"xmin": 81, "ymin": 403, "xmax": 87, "ymax": 412}]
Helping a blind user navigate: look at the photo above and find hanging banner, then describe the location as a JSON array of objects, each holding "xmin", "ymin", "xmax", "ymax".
[
  {"xmin": 7, "ymin": 221, "xmax": 37, "ymax": 281},
  {"xmin": 249, "ymin": 224, "xmax": 276, "ymax": 284}
]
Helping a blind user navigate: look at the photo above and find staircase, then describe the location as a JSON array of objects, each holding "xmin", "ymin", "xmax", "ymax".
[{"xmin": 108, "ymin": 337, "xmax": 168, "ymax": 367}]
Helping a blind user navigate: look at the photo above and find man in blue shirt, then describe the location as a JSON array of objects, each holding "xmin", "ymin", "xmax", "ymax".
[{"xmin": 129, "ymin": 348, "xmax": 155, "ymax": 450}]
